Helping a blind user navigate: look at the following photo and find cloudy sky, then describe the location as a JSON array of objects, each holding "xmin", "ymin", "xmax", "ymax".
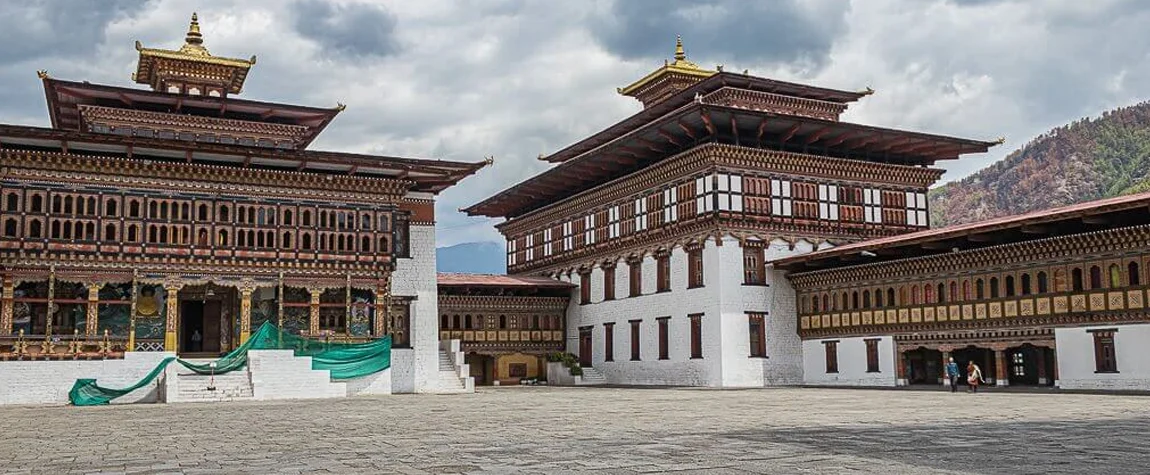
[{"xmin": 3, "ymin": 0, "xmax": 1150, "ymax": 246}]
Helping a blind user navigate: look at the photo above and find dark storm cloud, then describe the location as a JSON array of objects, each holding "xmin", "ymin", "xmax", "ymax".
[
  {"xmin": 590, "ymin": 0, "xmax": 847, "ymax": 67},
  {"xmin": 290, "ymin": 0, "xmax": 400, "ymax": 59},
  {"xmin": 0, "ymin": 0, "xmax": 145, "ymax": 63}
]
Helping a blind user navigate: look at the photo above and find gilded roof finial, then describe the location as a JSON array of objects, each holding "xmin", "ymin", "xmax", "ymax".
[
  {"xmin": 674, "ymin": 35, "xmax": 686, "ymax": 62},
  {"xmin": 186, "ymin": 12, "xmax": 203, "ymax": 46}
]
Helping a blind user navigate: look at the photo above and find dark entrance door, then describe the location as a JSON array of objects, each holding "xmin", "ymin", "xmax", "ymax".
[
  {"xmin": 578, "ymin": 328, "xmax": 593, "ymax": 367},
  {"xmin": 905, "ymin": 347, "xmax": 943, "ymax": 384},
  {"xmin": 180, "ymin": 300, "xmax": 204, "ymax": 354},
  {"xmin": 180, "ymin": 300, "xmax": 221, "ymax": 355},
  {"xmin": 1008, "ymin": 345, "xmax": 1050, "ymax": 386},
  {"xmin": 952, "ymin": 346, "xmax": 995, "ymax": 385},
  {"xmin": 202, "ymin": 300, "xmax": 221, "ymax": 353}
]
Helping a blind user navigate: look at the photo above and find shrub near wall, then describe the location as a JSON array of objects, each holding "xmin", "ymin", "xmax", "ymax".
[{"xmin": 547, "ymin": 352, "xmax": 583, "ymax": 376}]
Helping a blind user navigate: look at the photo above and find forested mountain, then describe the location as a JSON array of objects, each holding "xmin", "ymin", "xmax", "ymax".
[{"xmin": 931, "ymin": 101, "xmax": 1150, "ymax": 226}]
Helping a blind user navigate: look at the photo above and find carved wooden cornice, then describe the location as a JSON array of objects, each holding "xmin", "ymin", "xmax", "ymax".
[
  {"xmin": 2, "ymin": 150, "xmax": 413, "ymax": 199},
  {"xmin": 709, "ymin": 144, "xmax": 943, "ymax": 188},
  {"xmin": 790, "ymin": 224, "xmax": 1150, "ymax": 290},
  {"xmin": 439, "ymin": 295, "xmax": 569, "ymax": 313},
  {"xmin": 702, "ymin": 87, "xmax": 846, "ymax": 121},
  {"xmin": 78, "ymin": 105, "xmax": 309, "ymax": 144},
  {"xmin": 0, "ymin": 254, "xmax": 389, "ymax": 278}
]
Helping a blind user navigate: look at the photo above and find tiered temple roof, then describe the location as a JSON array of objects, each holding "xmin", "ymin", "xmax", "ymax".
[
  {"xmin": 465, "ymin": 37, "xmax": 999, "ymax": 219},
  {"xmin": 21, "ymin": 12, "xmax": 486, "ymax": 193}
]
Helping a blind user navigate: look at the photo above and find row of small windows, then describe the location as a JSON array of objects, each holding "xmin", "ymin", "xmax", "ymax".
[
  {"xmin": 801, "ymin": 262, "xmax": 1144, "ymax": 313},
  {"xmin": 576, "ymin": 250, "xmax": 701, "ymax": 305},
  {"xmin": 4, "ymin": 192, "xmax": 391, "ymax": 231},
  {"xmin": 440, "ymin": 314, "xmax": 562, "ymax": 331},
  {"xmin": 2, "ymin": 218, "xmax": 392, "ymax": 252},
  {"xmin": 508, "ymin": 174, "xmax": 926, "ymax": 268}
]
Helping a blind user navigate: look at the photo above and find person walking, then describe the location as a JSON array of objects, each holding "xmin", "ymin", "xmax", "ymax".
[
  {"xmin": 967, "ymin": 361, "xmax": 984, "ymax": 393},
  {"xmin": 945, "ymin": 357, "xmax": 960, "ymax": 393}
]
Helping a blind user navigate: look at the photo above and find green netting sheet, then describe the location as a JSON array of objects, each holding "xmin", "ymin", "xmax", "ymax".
[{"xmin": 68, "ymin": 321, "xmax": 391, "ymax": 406}]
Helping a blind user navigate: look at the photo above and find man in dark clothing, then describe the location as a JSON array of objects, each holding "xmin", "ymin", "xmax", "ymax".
[{"xmin": 945, "ymin": 357, "xmax": 960, "ymax": 393}]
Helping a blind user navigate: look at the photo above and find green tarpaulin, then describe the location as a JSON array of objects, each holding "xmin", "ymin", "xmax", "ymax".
[{"xmin": 68, "ymin": 322, "xmax": 391, "ymax": 406}]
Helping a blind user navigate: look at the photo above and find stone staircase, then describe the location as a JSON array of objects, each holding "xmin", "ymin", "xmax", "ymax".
[
  {"xmin": 431, "ymin": 339, "xmax": 473, "ymax": 394},
  {"xmin": 577, "ymin": 366, "xmax": 607, "ymax": 386},
  {"xmin": 437, "ymin": 351, "xmax": 466, "ymax": 391},
  {"xmin": 248, "ymin": 350, "xmax": 347, "ymax": 400},
  {"xmin": 163, "ymin": 351, "xmax": 348, "ymax": 402},
  {"xmin": 174, "ymin": 371, "xmax": 254, "ymax": 403}
]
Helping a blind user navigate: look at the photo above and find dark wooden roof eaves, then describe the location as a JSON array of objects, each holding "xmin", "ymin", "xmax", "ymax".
[
  {"xmin": 0, "ymin": 123, "xmax": 487, "ymax": 193},
  {"xmin": 772, "ymin": 191, "xmax": 1150, "ymax": 272},
  {"xmin": 41, "ymin": 78, "xmax": 342, "ymax": 149},
  {"xmin": 437, "ymin": 273, "xmax": 575, "ymax": 288},
  {"xmin": 464, "ymin": 102, "xmax": 997, "ymax": 218},
  {"xmin": 540, "ymin": 72, "xmax": 868, "ymax": 164}
]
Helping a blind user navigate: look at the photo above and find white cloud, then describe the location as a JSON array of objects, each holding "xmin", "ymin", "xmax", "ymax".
[{"xmin": 2, "ymin": 0, "xmax": 1149, "ymax": 247}]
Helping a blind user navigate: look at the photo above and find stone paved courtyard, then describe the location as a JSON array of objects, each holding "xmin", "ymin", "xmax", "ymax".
[{"xmin": 1, "ymin": 387, "xmax": 1148, "ymax": 474}]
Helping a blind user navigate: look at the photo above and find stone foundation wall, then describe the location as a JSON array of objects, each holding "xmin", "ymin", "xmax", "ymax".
[{"xmin": 0, "ymin": 352, "xmax": 175, "ymax": 405}]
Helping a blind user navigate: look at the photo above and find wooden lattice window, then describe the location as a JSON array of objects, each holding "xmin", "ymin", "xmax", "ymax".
[{"xmin": 1091, "ymin": 329, "xmax": 1118, "ymax": 373}]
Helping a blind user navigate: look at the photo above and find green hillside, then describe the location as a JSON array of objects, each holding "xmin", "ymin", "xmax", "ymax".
[{"xmin": 930, "ymin": 101, "xmax": 1150, "ymax": 227}]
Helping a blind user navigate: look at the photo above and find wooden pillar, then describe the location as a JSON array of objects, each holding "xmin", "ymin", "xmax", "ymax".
[
  {"xmin": 941, "ymin": 350, "xmax": 952, "ymax": 386},
  {"xmin": 85, "ymin": 282, "xmax": 101, "ymax": 336},
  {"xmin": 1037, "ymin": 348, "xmax": 1048, "ymax": 385},
  {"xmin": 374, "ymin": 272, "xmax": 391, "ymax": 337},
  {"xmin": 895, "ymin": 344, "xmax": 907, "ymax": 386},
  {"xmin": 128, "ymin": 273, "xmax": 138, "ymax": 352},
  {"xmin": 45, "ymin": 268, "xmax": 56, "ymax": 337},
  {"xmin": 0, "ymin": 275, "xmax": 14, "ymax": 336},
  {"xmin": 308, "ymin": 288, "xmax": 322, "ymax": 335},
  {"xmin": 239, "ymin": 284, "xmax": 254, "ymax": 345},
  {"xmin": 163, "ymin": 282, "xmax": 184, "ymax": 351},
  {"xmin": 995, "ymin": 350, "xmax": 1008, "ymax": 386},
  {"xmin": 344, "ymin": 274, "xmax": 352, "ymax": 336},
  {"xmin": 1052, "ymin": 348, "xmax": 1060, "ymax": 385}
]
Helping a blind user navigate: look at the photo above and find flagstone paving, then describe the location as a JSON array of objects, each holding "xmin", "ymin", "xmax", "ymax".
[{"xmin": 0, "ymin": 387, "xmax": 1147, "ymax": 474}]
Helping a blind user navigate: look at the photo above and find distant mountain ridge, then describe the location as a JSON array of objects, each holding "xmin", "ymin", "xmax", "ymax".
[
  {"xmin": 436, "ymin": 241, "xmax": 505, "ymax": 274},
  {"xmin": 931, "ymin": 101, "xmax": 1150, "ymax": 226}
]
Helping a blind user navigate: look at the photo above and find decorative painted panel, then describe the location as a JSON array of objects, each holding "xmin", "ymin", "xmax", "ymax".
[{"xmin": 1107, "ymin": 291, "xmax": 1125, "ymax": 311}]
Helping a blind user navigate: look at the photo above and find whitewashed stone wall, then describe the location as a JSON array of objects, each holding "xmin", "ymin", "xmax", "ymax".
[
  {"xmin": 801, "ymin": 336, "xmax": 897, "ymax": 387},
  {"xmin": 563, "ymin": 241, "xmax": 722, "ymax": 386},
  {"xmin": 391, "ymin": 222, "xmax": 438, "ymax": 394},
  {"xmin": 560, "ymin": 235, "xmax": 820, "ymax": 387},
  {"xmin": 0, "ymin": 351, "xmax": 175, "ymax": 405},
  {"xmin": 1056, "ymin": 323, "xmax": 1150, "ymax": 390}
]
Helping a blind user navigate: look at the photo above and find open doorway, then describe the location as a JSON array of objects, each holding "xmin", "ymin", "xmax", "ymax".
[{"xmin": 180, "ymin": 299, "xmax": 221, "ymax": 356}]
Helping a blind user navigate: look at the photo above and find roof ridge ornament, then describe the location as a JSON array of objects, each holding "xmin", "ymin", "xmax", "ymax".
[
  {"xmin": 674, "ymin": 35, "xmax": 686, "ymax": 62},
  {"xmin": 186, "ymin": 12, "xmax": 203, "ymax": 46},
  {"xmin": 179, "ymin": 12, "xmax": 210, "ymax": 57}
]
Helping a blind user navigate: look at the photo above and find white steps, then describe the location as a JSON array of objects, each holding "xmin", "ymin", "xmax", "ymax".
[
  {"xmin": 248, "ymin": 350, "xmax": 347, "ymax": 400},
  {"xmin": 174, "ymin": 372, "xmax": 254, "ymax": 403},
  {"xmin": 577, "ymin": 366, "xmax": 607, "ymax": 386},
  {"xmin": 432, "ymin": 349, "xmax": 469, "ymax": 393}
]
